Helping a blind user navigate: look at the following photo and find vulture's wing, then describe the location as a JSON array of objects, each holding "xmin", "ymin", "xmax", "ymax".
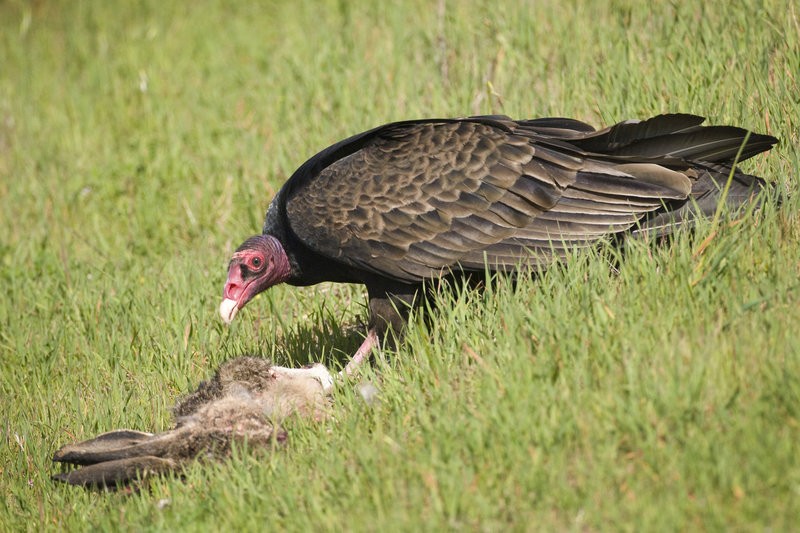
[{"xmin": 285, "ymin": 116, "xmax": 772, "ymax": 282}]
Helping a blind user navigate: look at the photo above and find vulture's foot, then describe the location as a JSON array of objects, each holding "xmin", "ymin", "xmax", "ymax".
[{"xmin": 341, "ymin": 329, "xmax": 380, "ymax": 377}]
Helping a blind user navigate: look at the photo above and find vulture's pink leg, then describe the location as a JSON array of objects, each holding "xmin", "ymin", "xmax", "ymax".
[{"xmin": 342, "ymin": 329, "xmax": 379, "ymax": 377}]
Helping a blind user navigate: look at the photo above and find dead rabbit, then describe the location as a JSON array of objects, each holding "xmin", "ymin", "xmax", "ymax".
[{"xmin": 52, "ymin": 357, "xmax": 334, "ymax": 488}]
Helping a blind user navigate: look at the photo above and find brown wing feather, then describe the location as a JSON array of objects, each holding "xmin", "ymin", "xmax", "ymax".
[{"xmin": 285, "ymin": 120, "xmax": 695, "ymax": 282}]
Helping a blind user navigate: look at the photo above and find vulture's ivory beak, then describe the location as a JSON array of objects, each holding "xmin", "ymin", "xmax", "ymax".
[{"xmin": 219, "ymin": 298, "xmax": 239, "ymax": 324}]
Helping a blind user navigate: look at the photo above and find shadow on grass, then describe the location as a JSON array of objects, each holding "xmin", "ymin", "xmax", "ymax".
[{"xmin": 269, "ymin": 321, "xmax": 368, "ymax": 370}]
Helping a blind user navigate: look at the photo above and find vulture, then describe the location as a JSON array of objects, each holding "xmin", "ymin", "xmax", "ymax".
[
  {"xmin": 220, "ymin": 114, "xmax": 777, "ymax": 374},
  {"xmin": 53, "ymin": 358, "xmax": 333, "ymax": 487}
]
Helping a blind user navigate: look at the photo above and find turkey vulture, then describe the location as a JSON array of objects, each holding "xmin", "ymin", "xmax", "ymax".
[{"xmin": 220, "ymin": 114, "xmax": 777, "ymax": 374}]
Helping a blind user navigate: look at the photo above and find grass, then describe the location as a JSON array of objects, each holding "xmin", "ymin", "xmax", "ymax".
[{"xmin": 1, "ymin": 0, "xmax": 799, "ymax": 530}]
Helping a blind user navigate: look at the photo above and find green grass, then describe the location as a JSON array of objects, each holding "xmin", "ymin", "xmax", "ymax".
[{"xmin": 2, "ymin": 0, "xmax": 799, "ymax": 530}]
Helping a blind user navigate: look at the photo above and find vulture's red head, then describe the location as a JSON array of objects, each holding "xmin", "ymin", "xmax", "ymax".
[{"xmin": 220, "ymin": 235, "xmax": 291, "ymax": 324}]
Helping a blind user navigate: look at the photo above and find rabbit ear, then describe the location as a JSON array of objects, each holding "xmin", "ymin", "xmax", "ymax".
[
  {"xmin": 52, "ymin": 429, "xmax": 184, "ymax": 488},
  {"xmin": 52, "ymin": 456, "xmax": 178, "ymax": 487},
  {"xmin": 53, "ymin": 430, "xmax": 155, "ymax": 465},
  {"xmin": 53, "ymin": 429, "xmax": 182, "ymax": 469}
]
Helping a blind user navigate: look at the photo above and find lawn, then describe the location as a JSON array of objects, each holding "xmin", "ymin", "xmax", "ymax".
[{"xmin": 1, "ymin": 0, "xmax": 799, "ymax": 530}]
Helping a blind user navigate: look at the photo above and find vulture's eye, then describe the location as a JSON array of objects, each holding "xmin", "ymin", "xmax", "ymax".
[{"xmin": 252, "ymin": 257, "xmax": 262, "ymax": 268}]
